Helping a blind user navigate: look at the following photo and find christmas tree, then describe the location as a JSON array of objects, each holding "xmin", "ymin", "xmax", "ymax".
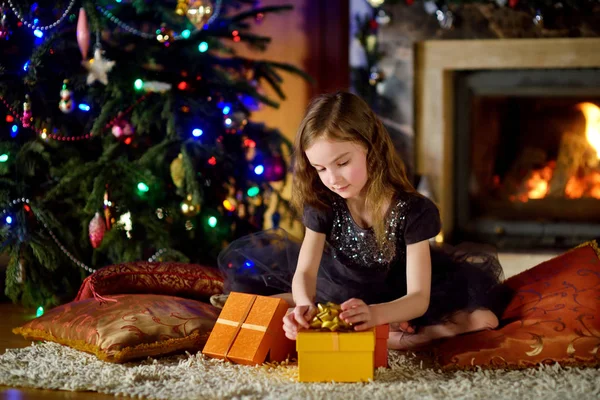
[{"xmin": 0, "ymin": 0, "xmax": 308, "ymax": 308}]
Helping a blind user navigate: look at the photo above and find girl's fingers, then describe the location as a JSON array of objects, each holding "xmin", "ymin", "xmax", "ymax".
[
  {"xmin": 343, "ymin": 312, "xmax": 369, "ymax": 325},
  {"xmin": 340, "ymin": 298, "xmax": 363, "ymax": 310}
]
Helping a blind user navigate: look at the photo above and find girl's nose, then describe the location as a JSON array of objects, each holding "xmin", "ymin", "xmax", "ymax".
[{"xmin": 326, "ymin": 171, "xmax": 341, "ymax": 186}]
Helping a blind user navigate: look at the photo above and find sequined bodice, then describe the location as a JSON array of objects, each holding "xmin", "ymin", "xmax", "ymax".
[{"xmin": 328, "ymin": 195, "xmax": 410, "ymax": 272}]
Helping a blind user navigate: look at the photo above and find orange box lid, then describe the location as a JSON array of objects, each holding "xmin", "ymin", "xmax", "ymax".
[{"xmin": 202, "ymin": 292, "xmax": 290, "ymax": 365}]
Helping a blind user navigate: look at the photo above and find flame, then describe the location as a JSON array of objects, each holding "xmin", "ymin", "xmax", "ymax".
[
  {"xmin": 526, "ymin": 164, "xmax": 554, "ymax": 200},
  {"xmin": 566, "ymin": 171, "xmax": 600, "ymax": 199},
  {"xmin": 577, "ymin": 102, "xmax": 600, "ymax": 159}
]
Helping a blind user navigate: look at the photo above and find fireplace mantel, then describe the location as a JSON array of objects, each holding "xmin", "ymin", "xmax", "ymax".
[{"xmin": 414, "ymin": 38, "xmax": 600, "ymax": 240}]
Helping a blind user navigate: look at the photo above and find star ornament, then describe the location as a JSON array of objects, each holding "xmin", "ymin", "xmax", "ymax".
[{"xmin": 82, "ymin": 47, "xmax": 115, "ymax": 85}]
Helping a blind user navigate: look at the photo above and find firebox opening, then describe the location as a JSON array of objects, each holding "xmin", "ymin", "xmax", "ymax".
[{"xmin": 454, "ymin": 69, "xmax": 600, "ymax": 250}]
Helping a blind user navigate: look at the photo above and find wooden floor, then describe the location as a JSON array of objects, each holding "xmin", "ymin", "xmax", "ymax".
[{"xmin": 0, "ymin": 302, "xmax": 117, "ymax": 399}]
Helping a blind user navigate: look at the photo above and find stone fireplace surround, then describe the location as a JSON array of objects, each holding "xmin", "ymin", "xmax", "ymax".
[{"xmin": 413, "ymin": 38, "xmax": 600, "ymax": 243}]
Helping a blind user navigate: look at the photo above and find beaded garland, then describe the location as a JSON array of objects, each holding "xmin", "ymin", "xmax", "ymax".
[
  {"xmin": 3, "ymin": 0, "xmax": 76, "ymax": 32},
  {"xmin": 1, "ymin": 198, "xmax": 171, "ymax": 274}
]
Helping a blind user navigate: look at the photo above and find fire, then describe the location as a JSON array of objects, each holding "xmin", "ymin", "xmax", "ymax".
[
  {"xmin": 511, "ymin": 102, "xmax": 600, "ymax": 202},
  {"xmin": 578, "ymin": 102, "xmax": 600, "ymax": 159},
  {"xmin": 526, "ymin": 163, "xmax": 554, "ymax": 199}
]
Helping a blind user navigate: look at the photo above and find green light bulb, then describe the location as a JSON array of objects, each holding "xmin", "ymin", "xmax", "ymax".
[
  {"xmin": 137, "ymin": 182, "xmax": 149, "ymax": 192},
  {"xmin": 134, "ymin": 79, "xmax": 144, "ymax": 91},
  {"xmin": 247, "ymin": 186, "xmax": 260, "ymax": 197},
  {"xmin": 208, "ymin": 216, "xmax": 217, "ymax": 228},
  {"xmin": 36, "ymin": 306, "xmax": 44, "ymax": 317},
  {"xmin": 0, "ymin": 154, "xmax": 8, "ymax": 162}
]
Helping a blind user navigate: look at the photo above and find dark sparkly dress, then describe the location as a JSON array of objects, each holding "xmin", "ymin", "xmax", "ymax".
[{"xmin": 218, "ymin": 191, "xmax": 508, "ymax": 327}]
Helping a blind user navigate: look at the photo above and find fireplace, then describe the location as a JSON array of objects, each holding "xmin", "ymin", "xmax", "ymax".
[
  {"xmin": 414, "ymin": 38, "xmax": 600, "ymax": 249},
  {"xmin": 453, "ymin": 69, "xmax": 600, "ymax": 249}
]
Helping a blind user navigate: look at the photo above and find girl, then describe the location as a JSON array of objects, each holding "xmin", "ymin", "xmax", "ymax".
[{"xmin": 219, "ymin": 91, "xmax": 507, "ymax": 350}]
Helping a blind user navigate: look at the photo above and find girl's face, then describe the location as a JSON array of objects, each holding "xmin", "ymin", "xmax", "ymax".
[{"xmin": 305, "ymin": 137, "xmax": 368, "ymax": 200}]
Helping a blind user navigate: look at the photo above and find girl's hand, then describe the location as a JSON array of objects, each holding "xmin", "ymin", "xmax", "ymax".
[
  {"xmin": 282, "ymin": 304, "xmax": 317, "ymax": 340},
  {"xmin": 339, "ymin": 298, "xmax": 376, "ymax": 331}
]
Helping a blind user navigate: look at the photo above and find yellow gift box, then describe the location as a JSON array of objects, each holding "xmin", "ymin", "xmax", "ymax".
[{"xmin": 296, "ymin": 329, "xmax": 375, "ymax": 382}]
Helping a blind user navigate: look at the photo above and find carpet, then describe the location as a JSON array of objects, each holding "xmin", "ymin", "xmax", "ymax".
[{"xmin": 1, "ymin": 342, "xmax": 599, "ymax": 399}]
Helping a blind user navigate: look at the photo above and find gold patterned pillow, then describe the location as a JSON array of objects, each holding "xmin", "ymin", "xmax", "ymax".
[
  {"xmin": 436, "ymin": 241, "xmax": 600, "ymax": 370},
  {"xmin": 13, "ymin": 294, "xmax": 219, "ymax": 363}
]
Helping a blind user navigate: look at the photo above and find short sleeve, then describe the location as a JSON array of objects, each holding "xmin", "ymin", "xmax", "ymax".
[
  {"xmin": 404, "ymin": 195, "xmax": 441, "ymax": 244},
  {"xmin": 303, "ymin": 204, "xmax": 334, "ymax": 234}
]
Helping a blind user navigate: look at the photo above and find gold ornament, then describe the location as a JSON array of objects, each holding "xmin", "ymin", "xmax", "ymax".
[
  {"xmin": 181, "ymin": 194, "xmax": 200, "ymax": 217},
  {"xmin": 176, "ymin": 0, "xmax": 189, "ymax": 16},
  {"xmin": 170, "ymin": 153, "xmax": 184, "ymax": 188},
  {"xmin": 186, "ymin": 0, "xmax": 215, "ymax": 29}
]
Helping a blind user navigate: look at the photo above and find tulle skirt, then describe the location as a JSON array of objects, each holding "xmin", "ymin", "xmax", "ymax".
[{"xmin": 217, "ymin": 229, "xmax": 512, "ymax": 327}]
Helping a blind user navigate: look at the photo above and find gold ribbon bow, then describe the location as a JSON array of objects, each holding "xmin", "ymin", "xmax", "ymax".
[{"xmin": 309, "ymin": 302, "xmax": 353, "ymax": 332}]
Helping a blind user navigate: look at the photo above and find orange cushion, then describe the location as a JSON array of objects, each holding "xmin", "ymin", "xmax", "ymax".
[
  {"xmin": 75, "ymin": 261, "xmax": 224, "ymax": 302},
  {"xmin": 13, "ymin": 294, "xmax": 220, "ymax": 363},
  {"xmin": 436, "ymin": 240, "xmax": 600, "ymax": 370}
]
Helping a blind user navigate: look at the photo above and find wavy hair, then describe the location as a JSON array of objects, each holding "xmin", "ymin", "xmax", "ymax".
[{"xmin": 292, "ymin": 91, "xmax": 416, "ymax": 253}]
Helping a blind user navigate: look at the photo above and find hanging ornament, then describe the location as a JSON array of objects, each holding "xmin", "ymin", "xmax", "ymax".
[
  {"xmin": 368, "ymin": 66, "xmax": 385, "ymax": 86},
  {"xmin": 186, "ymin": 0, "xmax": 216, "ymax": 29},
  {"xmin": 111, "ymin": 114, "xmax": 134, "ymax": 138},
  {"xmin": 224, "ymin": 110, "xmax": 248, "ymax": 132},
  {"xmin": 180, "ymin": 194, "xmax": 200, "ymax": 217},
  {"xmin": 366, "ymin": 0, "xmax": 385, "ymax": 8},
  {"xmin": 15, "ymin": 258, "xmax": 25, "ymax": 284},
  {"xmin": 509, "ymin": 0, "xmax": 519, "ymax": 8},
  {"xmin": 435, "ymin": 7, "xmax": 454, "ymax": 30},
  {"xmin": 375, "ymin": 9, "xmax": 391, "ymax": 26},
  {"xmin": 103, "ymin": 186, "xmax": 115, "ymax": 230},
  {"xmin": 0, "ymin": 7, "xmax": 11, "ymax": 40},
  {"xmin": 142, "ymin": 81, "xmax": 172, "ymax": 93},
  {"xmin": 176, "ymin": 0, "xmax": 189, "ymax": 16},
  {"xmin": 533, "ymin": 9, "xmax": 544, "ymax": 27},
  {"xmin": 58, "ymin": 79, "xmax": 75, "ymax": 114},
  {"xmin": 89, "ymin": 212, "xmax": 106, "ymax": 248},
  {"xmin": 22, "ymin": 95, "xmax": 32, "ymax": 128},
  {"xmin": 263, "ymin": 155, "xmax": 287, "ymax": 182},
  {"xmin": 495, "ymin": 0, "xmax": 508, "ymax": 6},
  {"xmin": 76, "ymin": 8, "xmax": 90, "ymax": 60},
  {"xmin": 156, "ymin": 24, "xmax": 175, "ymax": 45},
  {"xmin": 405, "ymin": 0, "xmax": 414, "ymax": 5},
  {"xmin": 118, "ymin": 212, "xmax": 133, "ymax": 239},
  {"xmin": 170, "ymin": 153, "xmax": 185, "ymax": 188},
  {"xmin": 82, "ymin": 46, "xmax": 115, "ymax": 86}
]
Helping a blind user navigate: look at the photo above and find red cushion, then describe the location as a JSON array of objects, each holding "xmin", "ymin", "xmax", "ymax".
[
  {"xmin": 75, "ymin": 261, "xmax": 224, "ymax": 302},
  {"xmin": 436, "ymin": 241, "xmax": 600, "ymax": 370}
]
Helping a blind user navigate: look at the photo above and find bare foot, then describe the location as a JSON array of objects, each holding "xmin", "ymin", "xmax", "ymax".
[{"xmin": 390, "ymin": 321, "xmax": 415, "ymax": 334}]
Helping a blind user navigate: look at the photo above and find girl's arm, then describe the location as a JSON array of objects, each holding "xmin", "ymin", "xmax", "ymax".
[
  {"xmin": 292, "ymin": 227, "xmax": 326, "ymax": 306},
  {"xmin": 368, "ymin": 239, "xmax": 432, "ymax": 325}
]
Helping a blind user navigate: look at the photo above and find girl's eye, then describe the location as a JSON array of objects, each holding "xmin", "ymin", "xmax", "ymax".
[
  {"xmin": 315, "ymin": 168, "xmax": 325, "ymax": 173},
  {"xmin": 338, "ymin": 160, "xmax": 349, "ymax": 167}
]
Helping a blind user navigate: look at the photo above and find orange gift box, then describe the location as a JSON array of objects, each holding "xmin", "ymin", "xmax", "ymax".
[
  {"xmin": 202, "ymin": 292, "xmax": 294, "ymax": 365},
  {"xmin": 374, "ymin": 324, "xmax": 389, "ymax": 368}
]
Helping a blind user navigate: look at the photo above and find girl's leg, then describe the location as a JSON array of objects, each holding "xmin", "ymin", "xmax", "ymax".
[
  {"xmin": 388, "ymin": 309, "xmax": 499, "ymax": 350},
  {"xmin": 271, "ymin": 292, "xmax": 295, "ymax": 306}
]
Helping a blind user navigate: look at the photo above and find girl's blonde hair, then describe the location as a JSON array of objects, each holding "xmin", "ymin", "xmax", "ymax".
[{"xmin": 292, "ymin": 91, "xmax": 416, "ymax": 251}]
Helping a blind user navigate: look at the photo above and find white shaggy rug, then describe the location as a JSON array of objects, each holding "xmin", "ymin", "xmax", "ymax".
[{"xmin": 1, "ymin": 342, "xmax": 599, "ymax": 399}]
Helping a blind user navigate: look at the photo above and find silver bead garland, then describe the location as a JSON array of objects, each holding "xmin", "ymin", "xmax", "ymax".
[
  {"xmin": 3, "ymin": 0, "xmax": 76, "ymax": 31},
  {"xmin": 2, "ymin": 199, "xmax": 174, "ymax": 274},
  {"xmin": 0, "ymin": 198, "xmax": 97, "ymax": 273},
  {"xmin": 148, "ymin": 248, "xmax": 167, "ymax": 262},
  {"xmin": 97, "ymin": 0, "xmax": 222, "ymax": 42}
]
